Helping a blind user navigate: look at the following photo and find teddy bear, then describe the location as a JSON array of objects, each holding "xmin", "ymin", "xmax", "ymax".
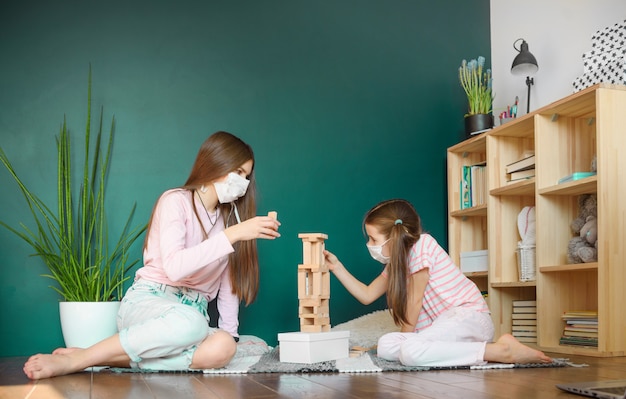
[{"xmin": 567, "ymin": 194, "xmax": 598, "ymax": 263}]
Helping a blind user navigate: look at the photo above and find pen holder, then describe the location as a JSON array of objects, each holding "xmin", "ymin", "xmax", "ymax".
[{"xmin": 499, "ymin": 117, "xmax": 515, "ymax": 126}]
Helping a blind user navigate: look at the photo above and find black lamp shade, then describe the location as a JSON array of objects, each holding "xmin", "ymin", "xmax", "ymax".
[{"xmin": 511, "ymin": 40, "xmax": 538, "ymax": 76}]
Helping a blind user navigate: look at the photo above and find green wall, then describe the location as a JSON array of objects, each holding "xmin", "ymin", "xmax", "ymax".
[{"xmin": 0, "ymin": 0, "xmax": 490, "ymax": 356}]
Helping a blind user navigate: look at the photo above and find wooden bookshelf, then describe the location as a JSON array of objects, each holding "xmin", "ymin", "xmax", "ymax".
[{"xmin": 447, "ymin": 84, "xmax": 626, "ymax": 357}]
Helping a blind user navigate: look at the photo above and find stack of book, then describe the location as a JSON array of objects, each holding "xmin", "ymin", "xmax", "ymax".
[
  {"xmin": 511, "ymin": 300, "xmax": 537, "ymax": 343},
  {"xmin": 460, "ymin": 162, "xmax": 487, "ymax": 209},
  {"xmin": 505, "ymin": 154, "xmax": 535, "ymax": 183},
  {"xmin": 560, "ymin": 310, "xmax": 598, "ymax": 347}
]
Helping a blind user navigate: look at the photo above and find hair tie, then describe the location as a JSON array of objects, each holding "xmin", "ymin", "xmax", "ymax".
[{"xmin": 394, "ymin": 219, "xmax": 403, "ymax": 225}]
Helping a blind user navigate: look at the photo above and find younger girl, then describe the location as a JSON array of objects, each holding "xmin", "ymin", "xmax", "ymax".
[
  {"xmin": 24, "ymin": 131, "xmax": 281, "ymax": 379},
  {"xmin": 324, "ymin": 199, "xmax": 551, "ymax": 367}
]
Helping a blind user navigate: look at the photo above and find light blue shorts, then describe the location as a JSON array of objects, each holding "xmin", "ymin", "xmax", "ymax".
[{"xmin": 117, "ymin": 279, "xmax": 217, "ymax": 370}]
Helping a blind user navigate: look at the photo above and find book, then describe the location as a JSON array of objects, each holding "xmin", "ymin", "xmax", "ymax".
[
  {"xmin": 514, "ymin": 333, "xmax": 538, "ymax": 338},
  {"xmin": 559, "ymin": 336, "xmax": 598, "ymax": 347},
  {"xmin": 505, "ymin": 154, "xmax": 535, "ymax": 174},
  {"xmin": 512, "ymin": 325, "xmax": 537, "ymax": 332},
  {"xmin": 516, "ymin": 336, "xmax": 537, "ymax": 343},
  {"xmin": 565, "ymin": 325, "xmax": 598, "ymax": 331},
  {"xmin": 512, "ymin": 300, "xmax": 537, "ymax": 307},
  {"xmin": 461, "ymin": 165, "xmax": 472, "ymax": 209},
  {"xmin": 460, "ymin": 163, "xmax": 487, "ymax": 209},
  {"xmin": 561, "ymin": 310, "xmax": 598, "ymax": 320},
  {"xmin": 512, "ymin": 306, "xmax": 537, "ymax": 314},
  {"xmin": 470, "ymin": 163, "xmax": 487, "ymax": 206},
  {"xmin": 565, "ymin": 320, "xmax": 598, "ymax": 325},
  {"xmin": 512, "ymin": 313, "xmax": 536, "ymax": 320},
  {"xmin": 506, "ymin": 168, "xmax": 535, "ymax": 182},
  {"xmin": 513, "ymin": 319, "xmax": 537, "ymax": 326},
  {"xmin": 557, "ymin": 171, "xmax": 597, "ymax": 184},
  {"xmin": 563, "ymin": 330, "xmax": 599, "ymax": 338}
]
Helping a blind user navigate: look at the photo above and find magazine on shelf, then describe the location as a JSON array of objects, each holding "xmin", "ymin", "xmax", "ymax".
[
  {"xmin": 507, "ymin": 168, "xmax": 535, "ymax": 182},
  {"xmin": 505, "ymin": 154, "xmax": 535, "ymax": 174}
]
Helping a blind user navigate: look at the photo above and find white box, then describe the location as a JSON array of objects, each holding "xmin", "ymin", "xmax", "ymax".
[
  {"xmin": 460, "ymin": 250, "xmax": 488, "ymax": 273},
  {"xmin": 277, "ymin": 331, "xmax": 350, "ymax": 363}
]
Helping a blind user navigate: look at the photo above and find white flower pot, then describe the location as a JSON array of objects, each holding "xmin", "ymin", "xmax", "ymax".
[{"xmin": 59, "ymin": 301, "xmax": 120, "ymax": 348}]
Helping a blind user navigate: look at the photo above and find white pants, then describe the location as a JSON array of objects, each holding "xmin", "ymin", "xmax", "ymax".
[
  {"xmin": 117, "ymin": 279, "xmax": 216, "ymax": 370},
  {"xmin": 377, "ymin": 307, "xmax": 494, "ymax": 367}
]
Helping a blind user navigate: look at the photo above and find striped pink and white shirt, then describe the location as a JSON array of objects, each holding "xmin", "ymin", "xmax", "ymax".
[{"xmin": 384, "ymin": 234, "xmax": 489, "ymax": 332}]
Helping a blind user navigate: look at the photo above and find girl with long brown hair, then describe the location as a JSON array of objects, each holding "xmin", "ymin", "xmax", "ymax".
[
  {"xmin": 24, "ymin": 131, "xmax": 280, "ymax": 379},
  {"xmin": 324, "ymin": 199, "xmax": 551, "ymax": 367}
]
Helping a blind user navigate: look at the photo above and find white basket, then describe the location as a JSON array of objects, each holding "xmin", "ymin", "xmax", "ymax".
[{"xmin": 517, "ymin": 245, "xmax": 536, "ymax": 282}]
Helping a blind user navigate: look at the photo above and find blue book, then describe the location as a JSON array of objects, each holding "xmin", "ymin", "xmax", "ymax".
[
  {"xmin": 461, "ymin": 165, "xmax": 472, "ymax": 209},
  {"xmin": 558, "ymin": 172, "xmax": 597, "ymax": 184}
]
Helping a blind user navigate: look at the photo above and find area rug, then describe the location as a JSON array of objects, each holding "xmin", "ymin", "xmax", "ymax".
[
  {"xmin": 239, "ymin": 346, "xmax": 573, "ymax": 374},
  {"xmin": 106, "ymin": 310, "xmax": 583, "ymax": 375}
]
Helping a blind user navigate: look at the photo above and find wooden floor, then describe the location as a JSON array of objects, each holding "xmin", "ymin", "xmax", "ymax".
[{"xmin": 1, "ymin": 353, "xmax": 625, "ymax": 399}]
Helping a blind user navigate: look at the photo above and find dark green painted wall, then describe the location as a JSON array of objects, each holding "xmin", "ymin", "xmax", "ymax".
[{"xmin": 0, "ymin": 0, "xmax": 490, "ymax": 356}]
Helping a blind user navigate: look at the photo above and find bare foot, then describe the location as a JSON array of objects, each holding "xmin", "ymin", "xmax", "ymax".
[
  {"xmin": 23, "ymin": 352, "xmax": 84, "ymax": 380},
  {"xmin": 52, "ymin": 347, "xmax": 80, "ymax": 355},
  {"xmin": 485, "ymin": 334, "xmax": 552, "ymax": 364}
]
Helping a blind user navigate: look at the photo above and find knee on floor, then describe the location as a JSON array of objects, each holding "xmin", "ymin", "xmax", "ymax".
[
  {"xmin": 191, "ymin": 331, "xmax": 237, "ymax": 369},
  {"xmin": 398, "ymin": 339, "xmax": 431, "ymax": 366}
]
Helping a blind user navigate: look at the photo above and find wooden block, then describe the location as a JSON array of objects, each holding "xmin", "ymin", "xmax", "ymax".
[
  {"xmin": 298, "ymin": 233, "xmax": 328, "ymax": 241},
  {"xmin": 303, "ymin": 241, "xmax": 312, "ymax": 265},
  {"xmin": 300, "ymin": 325, "xmax": 324, "ymax": 333},
  {"xmin": 300, "ymin": 316, "xmax": 330, "ymax": 326},
  {"xmin": 322, "ymin": 271, "xmax": 330, "ymax": 296},
  {"xmin": 299, "ymin": 297, "xmax": 324, "ymax": 307},
  {"xmin": 267, "ymin": 211, "xmax": 277, "ymax": 219},
  {"xmin": 298, "ymin": 271, "xmax": 307, "ymax": 297},
  {"xmin": 300, "ymin": 324, "xmax": 331, "ymax": 333},
  {"xmin": 299, "ymin": 304, "xmax": 329, "ymax": 318},
  {"xmin": 298, "ymin": 264, "xmax": 328, "ymax": 272}
]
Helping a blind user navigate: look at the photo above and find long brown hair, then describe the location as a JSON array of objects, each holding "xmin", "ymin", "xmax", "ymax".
[
  {"xmin": 363, "ymin": 199, "xmax": 422, "ymax": 326},
  {"xmin": 144, "ymin": 131, "xmax": 259, "ymax": 305}
]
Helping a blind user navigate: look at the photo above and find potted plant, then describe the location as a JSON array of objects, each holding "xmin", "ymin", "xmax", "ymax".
[
  {"xmin": 0, "ymin": 66, "xmax": 145, "ymax": 348},
  {"xmin": 459, "ymin": 56, "xmax": 494, "ymax": 137}
]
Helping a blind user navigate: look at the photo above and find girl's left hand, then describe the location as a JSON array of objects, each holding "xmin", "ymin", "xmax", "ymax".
[{"xmin": 323, "ymin": 249, "xmax": 344, "ymax": 273}]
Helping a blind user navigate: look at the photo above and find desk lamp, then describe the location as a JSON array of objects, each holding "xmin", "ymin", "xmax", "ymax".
[{"xmin": 511, "ymin": 39, "xmax": 539, "ymax": 114}]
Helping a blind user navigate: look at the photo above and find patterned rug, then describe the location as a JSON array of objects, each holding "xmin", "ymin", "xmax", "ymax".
[
  {"xmin": 220, "ymin": 346, "xmax": 573, "ymax": 374},
  {"xmin": 105, "ymin": 311, "xmax": 583, "ymax": 374}
]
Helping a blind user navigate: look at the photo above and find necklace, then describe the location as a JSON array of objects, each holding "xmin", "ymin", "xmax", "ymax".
[{"xmin": 196, "ymin": 190, "xmax": 216, "ymax": 226}]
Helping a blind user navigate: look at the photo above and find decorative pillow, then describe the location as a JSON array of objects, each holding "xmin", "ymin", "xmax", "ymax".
[{"xmin": 331, "ymin": 309, "xmax": 398, "ymax": 349}]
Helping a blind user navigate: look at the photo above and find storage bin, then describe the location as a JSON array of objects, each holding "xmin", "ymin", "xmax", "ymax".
[
  {"xmin": 517, "ymin": 244, "xmax": 536, "ymax": 282},
  {"xmin": 460, "ymin": 250, "xmax": 488, "ymax": 273}
]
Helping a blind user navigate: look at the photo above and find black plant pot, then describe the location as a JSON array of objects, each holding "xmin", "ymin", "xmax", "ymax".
[{"xmin": 464, "ymin": 114, "xmax": 494, "ymax": 138}]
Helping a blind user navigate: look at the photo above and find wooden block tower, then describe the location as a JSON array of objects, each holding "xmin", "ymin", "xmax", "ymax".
[{"xmin": 297, "ymin": 233, "xmax": 330, "ymax": 332}]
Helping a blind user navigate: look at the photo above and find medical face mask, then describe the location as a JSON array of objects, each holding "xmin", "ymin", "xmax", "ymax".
[
  {"xmin": 367, "ymin": 239, "xmax": 390, "ymax": 264},
  {"xmin": 214, "ymin": 172, "xmax": 250, "ymax": 204}
]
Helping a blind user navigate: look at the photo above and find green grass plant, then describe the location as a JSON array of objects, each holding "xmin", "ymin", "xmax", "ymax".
[{"xmin": 0, "ymin": 66, "xmax": 145, "ymax": 301}]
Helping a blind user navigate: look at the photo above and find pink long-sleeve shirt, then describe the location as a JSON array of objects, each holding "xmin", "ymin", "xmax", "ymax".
[{"xmin": 135, "ymin": 188, "xmax": 240, "ymax": 337}]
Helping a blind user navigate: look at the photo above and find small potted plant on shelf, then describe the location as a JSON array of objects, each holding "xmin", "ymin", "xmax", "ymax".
[
  {"xmin": 459, "ymin": 56, "xmax": 494, "ymax": 137},
  {"xmin": 0, "ymin": 66, "xmax": 146, "ymax": 348}
]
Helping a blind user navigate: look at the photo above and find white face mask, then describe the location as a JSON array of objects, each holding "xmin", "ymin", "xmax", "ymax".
[
  {"xmin": 367, "ymin": 238, "xmax": 390, "ymax": 264},
  {"xmin": 214, "ymin": 172, "xmax": 250, "ymax": 204}
]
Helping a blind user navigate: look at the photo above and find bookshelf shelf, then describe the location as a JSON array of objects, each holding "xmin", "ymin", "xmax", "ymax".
[
  {"xmin": 491, "ymin": 281, "xmax": 536, "ymax": 288},
  {"xmin": 539, "ymin": 262, "xmax": 598, "ymax": 273},
  {"xmin": 464, "ymin": 271, "xmax": 488, "ymax": 278},
  {"xmin": 449, "ymin": 204, "xmax": 487, "ymax": 218},
  {"xmin": 447, "ymin": 84, "xmax": 626, "ymax": 357},
  {"xmin": 537, "ymin": 176, "xmax": 597, "ymax": 196},
  {"xmin": 490, "ymin": 179, "xmax": 535, "ymax": 196}
]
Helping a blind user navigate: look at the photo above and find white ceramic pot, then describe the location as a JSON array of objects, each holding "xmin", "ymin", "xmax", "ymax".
[{"xmin": 59, "ymin": 301, "xmax": 121, "ymax": 348}]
